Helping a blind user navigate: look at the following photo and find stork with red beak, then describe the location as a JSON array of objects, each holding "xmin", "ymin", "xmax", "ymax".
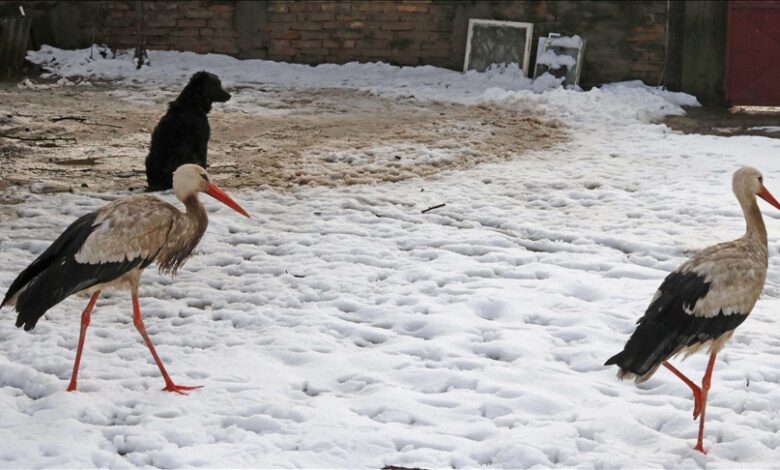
[
  {"xmin": 606, "ymin": 166, "xmax": 780, "ymax": 452},
  {"xmin": 1, "ymin": 164, "xmax": 250, "ymax": 394}
]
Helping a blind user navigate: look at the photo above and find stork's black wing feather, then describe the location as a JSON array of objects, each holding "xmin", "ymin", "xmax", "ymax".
[
  {"xmin": 2, "ymin": 213, "xmax": 96, "ymax": 308},
  {"xmin": 2, "ymin": 212, "xmax": 152, "ymax": 331},
  {"xmin": 605, "ymin": 271, "xmax": 748, "ymax": 379}
]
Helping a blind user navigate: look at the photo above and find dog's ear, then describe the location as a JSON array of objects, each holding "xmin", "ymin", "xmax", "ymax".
[{"xmin": 193, "ymin": 71, "xmax": 214, "ymax": 112}]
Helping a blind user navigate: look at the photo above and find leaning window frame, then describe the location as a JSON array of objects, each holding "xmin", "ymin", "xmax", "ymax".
[{"xmin": 463, "ymin": 19, "xmax": 535, "ymax": 76}]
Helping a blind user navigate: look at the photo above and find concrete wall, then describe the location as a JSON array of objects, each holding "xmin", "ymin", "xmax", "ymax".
[{"xmin": 17, "ymin": 0, "xmax": 672, "ymax": 88}]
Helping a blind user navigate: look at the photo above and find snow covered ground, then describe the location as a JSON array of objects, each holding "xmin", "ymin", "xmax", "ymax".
[{"xmin": 2, "ymin": 47, "xmax": 780, "ymax": 468}]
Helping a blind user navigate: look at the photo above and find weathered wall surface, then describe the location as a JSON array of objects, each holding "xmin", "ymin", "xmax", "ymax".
[{"xmin": 15, "ymin": 1, "xmax": 669, "ymax": 87}]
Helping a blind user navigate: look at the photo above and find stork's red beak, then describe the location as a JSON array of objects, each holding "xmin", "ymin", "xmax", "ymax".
[
  {"xmin": 206, "ymin": 183, "xmax": 250, "ymax": 218},
  {"xmin": 758, "ymin": 186, "xmax": 780, "ymax": 211}
]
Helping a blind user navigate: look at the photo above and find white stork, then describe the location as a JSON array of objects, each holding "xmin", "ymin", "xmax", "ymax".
[
  {"xmin": 1, "ymin": 164, "xmax": 249, "ymax": 394},
  {"xmin": 606, "ymin": 166, "xmax": 780, "ymax": 453}
]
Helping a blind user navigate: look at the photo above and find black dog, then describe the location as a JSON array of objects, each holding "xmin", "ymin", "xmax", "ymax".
[{"xmin": 145, "ymin": 71, "xmax": 231, "ymax": 190}]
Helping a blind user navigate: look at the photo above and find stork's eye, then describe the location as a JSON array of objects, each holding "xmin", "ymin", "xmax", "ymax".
[
  {"xmin": 200, "ymin": 174, "xmax": 208, "ymax": 181},
  {"xmin": 759, "ymin": 176, "xmax": 764, "ymax": 183}
]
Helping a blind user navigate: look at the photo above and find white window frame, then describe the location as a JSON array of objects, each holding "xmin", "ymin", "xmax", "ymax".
[{"xmin": 463, "ymin": 19, "xmax": 535, "ymax": 76}]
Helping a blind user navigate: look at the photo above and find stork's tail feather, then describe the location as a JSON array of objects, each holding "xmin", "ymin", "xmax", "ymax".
[
  {"xmin": 2, "ymin": 212, "xmax": 99, "ymax": 331},
  {"xmin": 605, "ymin": 321, "xmax": 679, "ymax": 383},
  {"xmin": 9, "ymin": 272, "xmax": 74, "ymax": 331},
  {"xmin": 14, "ymin": 307, "xmax": 45, "ymax": 331}
]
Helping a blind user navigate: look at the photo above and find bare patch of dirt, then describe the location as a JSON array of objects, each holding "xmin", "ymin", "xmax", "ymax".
[
  {"xmin": 664, "ymin": 106, "xmax": 780, "ymax": 137},
  {"xmin": 0, "ymin": 80, "xmax": 565, "ymax": 199}
]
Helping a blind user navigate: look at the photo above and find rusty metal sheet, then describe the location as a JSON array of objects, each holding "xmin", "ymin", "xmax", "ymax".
[{"xmin": 726, "ymin": 0, "xmax": 780, "ymax": 106}]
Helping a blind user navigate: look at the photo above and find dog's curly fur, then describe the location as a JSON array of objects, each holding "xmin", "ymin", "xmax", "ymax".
[{"xmin": 145, "ymin": 71, "xmax": 231, "ymax": 191}]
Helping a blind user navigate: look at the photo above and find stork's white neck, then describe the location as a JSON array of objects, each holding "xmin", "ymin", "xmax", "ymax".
[
  {"xmin": 155, "ymin": 194, "xmax": 209, "ymax": 274},
  {"xmin": 741, "ymin": 194, "xmax": 767, "ymax": 246}
]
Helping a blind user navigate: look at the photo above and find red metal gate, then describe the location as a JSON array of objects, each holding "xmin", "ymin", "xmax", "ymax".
[{"xmin": 726, "ymin": 1, "xmax": 780, "ymax": 106}]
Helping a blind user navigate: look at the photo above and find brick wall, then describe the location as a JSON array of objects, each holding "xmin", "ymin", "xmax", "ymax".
[
  {"xmin": 20, "ymin": 1, "xmax": 670, "ymax": 87},
  {"xmin": 76, "ymin": 1, "xmax": 240, "ymax": 56}
]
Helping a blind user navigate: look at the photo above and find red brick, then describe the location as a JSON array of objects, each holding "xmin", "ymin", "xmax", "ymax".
[
  {"xmin": 355, "ymin": 39, "xmax": 388, "ymax": 49},
  {"xmin": 268, "ymin": 3, "xmax": 289, "ymax": 13},
  {"xmin": 334, "ymin": 30, "xmax": 362, "ymax": 39},
  {"xmin": 420, "ymin": 40, "xmax": 449, "ymax": 50},
  {"xmin": 367, "ymin": 12, "xmax": 400, "ymax": 21},
  {"xmin": 300, "ymin": 49, "xmax": 330, "ymax": 57},
  {"xmin": 267, "ymin": 19, "xmax": 298, "ymax": 30},
  {"xmin": 147, "ymin": 39, "xmax": 171, "ymax": 48},
  {"xmin": 395, "ymin": 30, "xmax": 427, "ymax": 40},
  {"xmin": 297, "ymin": 39, "xmax": 322, "ymax": 48},
  {"xmin": 209, "ymin": 18, "xmax": 234, "ymax": 29},
  {"xmin": 213, "ymin": 29, "xmax": 237, "ymax": 38},
  {"xmin": 172, "ymin": 37, "xmax": 206, "ymax": 50},
  {"xmin": 109, "ymin": 26, "xmax": 139, "ymax": 36},
  {"xmin": 354, "ymin": 3, "xmax": 385, "ymax": 12},
  {"xmin": 209, "ymin": 4, "xmax": 234, "ymax": 14},
  {"xmin": 397, "ymin": 4, "xmax": 428, "ymax": 13},
  {"xmin": 396, "ymin": 56, "xmax": 422, "ymax": 66},
  {"xmin": 297, "ymin": 55, "xmax": 322, "ymax": 65},
  {"xmin": 177, "ymin": 18, "xmax": 207, "ymax": 28},
  {"xmin": 274, "ymin": 30, "xmax": 302, "ymax": 40},
  {"xmin": 268, "ymin": 12, "xmax": 298, "ymax": 22},
  {"xmin": 269, "ymin": 43, "xmax": 299, "ymax": 56},
  {"xmin": 146, "ymin": 17, "xmax": 177, "ymax": 28},
  {"xmin": 418, "ymin": 47, "xmax": 449, "ymax": 58},
  {"xmin": 151, "ymin": 2, "xmax": 179, "ymax": 11},
  {"xmin": 633, "ymin": 23, "xmax": 664, "ymax": 34},
  {"xmin": 290, "ymin": 2, "xmax": 320, "ymax": 12},
  {"xmin": 628, "ymin": 32, "xmax": 663, "ymax": 42},
  {"xmin": 321, "ymin": 2, "xmax": 352, "ymax": 13},
  {"xmin": 300, "ymin": 31, "xmax": 330, "ymax": 40},
  {"xmin": 211, "ymin": 38, "xmax": 237, "ymax": 51},
  {"xmin": 322, "ymin": 39, "xmax": 356, "ymax": 49},
  {"xmin": 144, "ymin": 27, "xmax": 173, "ymax": 37},
  {"xmin": 370, "ymin": 30, "xmax": 397, "ymax": 40},
  {"xmin": 294, "ymin": 22, "xmax": 324, "ymax": 31},
  {"xmin": 365, "ymin": 50, "xmax": 403, "ymax": 60},
  {"xmin": 171, "ymin": 29, "xmax": 201, "ymax": 37},
  {"xmin": 183, "ymin": 9, "xmax": 212, "ymax": 19},
  {"xmin": 304, "ymin": 11, "xmax": 336, "ymax": 21},
  {"xmin": 381, "ymin": 22, "xmax": 414, "ymax": 31}
]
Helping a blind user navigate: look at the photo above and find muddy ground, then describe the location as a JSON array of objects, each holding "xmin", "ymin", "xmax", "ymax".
[
  {"xmin": 0, "ymin": 79, "xmax": 565, "ymax": 204},
  {"xmin": 663, "ymin": 105, "xmax": 780, "ymax": 138}
]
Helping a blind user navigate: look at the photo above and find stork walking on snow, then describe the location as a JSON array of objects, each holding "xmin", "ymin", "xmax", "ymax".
[
  {"xmin": 606, "ymin": 166, "xmax": 780, "ymax": 453},
  {"xmin": 1, "ymin": 164, "xmax": 250, "ymax": 394}
]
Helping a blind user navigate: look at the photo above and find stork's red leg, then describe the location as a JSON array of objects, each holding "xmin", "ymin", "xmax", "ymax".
[
  {"xmin": 131, "ymin": 291, "xmax": 202, "ymax": 394},
  {"xmin": 67, "ymin": 291, "xmax": 101, "ymax": 392},
  {"xmin": 663, "ymin": 361, "xmax": 703, "ymax": 419},
  {"xmin": 694, "ymin": 352, "xmax": 717, "ymax": 454}
]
